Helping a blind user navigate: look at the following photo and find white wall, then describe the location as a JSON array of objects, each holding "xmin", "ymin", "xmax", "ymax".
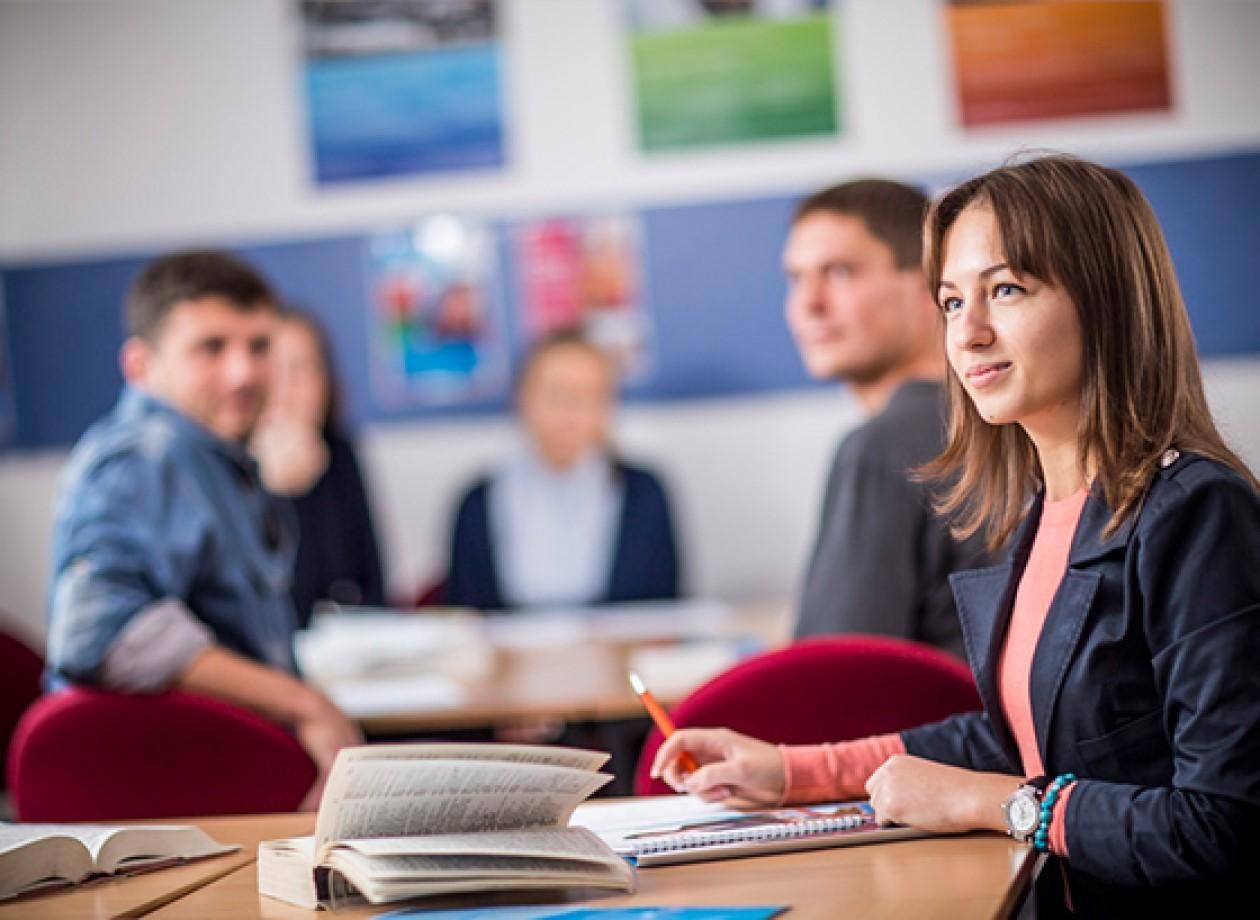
[
  {"xmin": 2, "ymin": 0, "xmax": 1259, "ymax": 646},
  {"xmin": 3, "ymin": 0, "xmax": 1259, "ymax": 257}
]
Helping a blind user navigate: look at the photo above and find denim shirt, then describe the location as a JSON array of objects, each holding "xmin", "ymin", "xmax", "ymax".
[{"xmin": 46, "ymin": 386, "xmax": 298, "ymax": 687}]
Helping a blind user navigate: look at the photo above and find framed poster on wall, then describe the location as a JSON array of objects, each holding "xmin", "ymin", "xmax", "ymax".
[
  {"xmin": 365, "ymin": 216, "xmax": 509, "ymax": 408},
  {"xmin": 626, "ymin": 0, "xmax": 840, "ymax": 151},
  {"xmin": 514, "ymin": 214, "xmax": 656, "ymax": 382},
  {"xmin": 946, "ymin": 0, "xmax": 1172, "ymax": 127},
  {"xmin": 300, "ymin": 0, "xmax": 506, "ymax": 183}
]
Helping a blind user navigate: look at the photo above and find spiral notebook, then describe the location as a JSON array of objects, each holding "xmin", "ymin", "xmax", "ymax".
[{"xmin": 570, "ymin": 796, "xmax": 931, "ymax": 867}]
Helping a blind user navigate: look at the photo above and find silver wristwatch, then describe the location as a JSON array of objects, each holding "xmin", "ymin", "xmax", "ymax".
[{"xmin": 1002, "ymin": 777, "xmax": 1048, "ymax": 843}]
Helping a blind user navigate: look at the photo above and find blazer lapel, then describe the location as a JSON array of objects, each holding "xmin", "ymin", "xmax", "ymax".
[
  {"xmin": 950, "ymin": 506, "xmax": 1042, "ymax": 766},
  {"xmin": 1028, "ymin": 492, "xmax": 1134, "ymax": 763},
  {"xmin": 1028, "ymin": 569, "xmax": 1100, "ymax": 763},
  {"xmin": 951, "ymin": 562, "xmax": 1019, "ymax": 762}
]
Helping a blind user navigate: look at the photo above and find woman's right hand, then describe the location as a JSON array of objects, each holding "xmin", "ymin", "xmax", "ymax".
[{"xmin": 651, "ymin": 727, "xmax": 786, "ymax": 808}]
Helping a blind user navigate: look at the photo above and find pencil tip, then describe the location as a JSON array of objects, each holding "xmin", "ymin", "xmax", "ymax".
[{"xmin": 628, "ymin": 671, "xmax": 645, "ymax": 694}]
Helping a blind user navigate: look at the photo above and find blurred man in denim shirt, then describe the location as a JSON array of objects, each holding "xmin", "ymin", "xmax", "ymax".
[{"xmin": 46, "ymin": 250, "xmax": 360, "ymax": 807}]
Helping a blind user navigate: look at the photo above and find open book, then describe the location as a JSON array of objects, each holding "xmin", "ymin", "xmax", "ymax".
[
  {"xmin": 572, "ymin": 795, "xmax": 931, "ymax": 867},
  {"xmin": 0, "ymin": 823, "xmax": 236, "ymax": 901},
  {"xmin": 258, "ymin": 743, "xmax": 636, "ymax": 909}
]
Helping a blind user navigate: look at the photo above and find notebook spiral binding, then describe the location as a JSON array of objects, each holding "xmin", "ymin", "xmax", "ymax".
[{"xmin": 631, "ymin": 812, "xmax": 871, "ymax": 855}]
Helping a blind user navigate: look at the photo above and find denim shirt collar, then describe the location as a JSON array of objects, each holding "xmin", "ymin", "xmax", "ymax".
[{"xmin": 117, "ymin": 385, "xmax": 259, "ymax": 478}]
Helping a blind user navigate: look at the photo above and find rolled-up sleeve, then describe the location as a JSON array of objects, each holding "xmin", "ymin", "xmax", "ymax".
[
  {"xmin": 98, "ymin": 597, "xmax": 214, "ymax": 691},
  {"xmin": 47, "ymin": 442, "xmax": 209, "ymax": 685}
]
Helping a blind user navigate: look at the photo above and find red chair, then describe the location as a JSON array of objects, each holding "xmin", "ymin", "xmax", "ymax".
[
  {"xmin": 411, "ymin": 575, "xmax": 448, "ymax": 609},
  {"xmin": 7, "ymin": 688, "xmax": 318, "ymax": 821},
  {"xmin": 0, "ymin": 625, "xmax": 44, "ymax": 790},
  {"xmin": 634, "ymin": 635, "xmax": 982, "ymax": 796}
]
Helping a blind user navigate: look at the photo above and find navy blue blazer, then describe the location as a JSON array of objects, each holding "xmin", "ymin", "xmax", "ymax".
[
  {"xmin": 444, "ymin": 460, "xmax": 680, "ymax": 610},
  {"xmin": 902, "ymin": 453, "xmax": 1260, "ymax": 917}
]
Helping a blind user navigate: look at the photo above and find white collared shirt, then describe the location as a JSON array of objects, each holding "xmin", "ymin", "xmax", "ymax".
[{"xmin": 488, "ymin": 443, "xmax": 622, "ymax": 608}]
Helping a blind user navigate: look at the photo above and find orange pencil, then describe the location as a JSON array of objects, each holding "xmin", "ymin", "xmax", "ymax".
[{"xmin": 628, "ymin": 671, "xmax": 700, "ymax": 774}]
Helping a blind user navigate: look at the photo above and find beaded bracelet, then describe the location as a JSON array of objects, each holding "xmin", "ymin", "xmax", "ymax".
[{"xmin": 1032, "ymin": 772, "xmax": 1076, "ymax": 852}]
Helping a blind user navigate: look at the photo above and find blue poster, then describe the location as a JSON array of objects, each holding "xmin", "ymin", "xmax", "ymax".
[{"xmin": 301, "ymin": 0, "xmax": 506, "ymax": 184}]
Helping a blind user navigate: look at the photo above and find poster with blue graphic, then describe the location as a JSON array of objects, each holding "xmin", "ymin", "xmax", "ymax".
[
  {"xmin": 365, "ymin": 216, "xmax": 508, "ymax": 408},
  {"xmin": 300, "ymin": 0, "xmax": 505, "ymax": 184}
]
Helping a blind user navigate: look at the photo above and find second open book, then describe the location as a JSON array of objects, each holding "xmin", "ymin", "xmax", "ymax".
[{"xmin": 258, "ymin": 743, "xmax": 634, "ymax": 909}]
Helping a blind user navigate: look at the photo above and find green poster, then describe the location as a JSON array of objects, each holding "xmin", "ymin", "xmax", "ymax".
[{"xmin": 629, "ymin": 2, "xmax": 839, "ymax": 151}]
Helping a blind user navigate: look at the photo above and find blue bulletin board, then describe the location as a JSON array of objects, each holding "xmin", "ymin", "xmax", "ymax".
[{"xmin": 1, "ymin": 149, "xmax": 1257, "ymax": 452}]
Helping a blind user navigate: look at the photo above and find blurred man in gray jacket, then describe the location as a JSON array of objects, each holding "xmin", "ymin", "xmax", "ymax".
[{"xmin": 783, "ymin": 179, "xmax": 991, "ymax": 657}]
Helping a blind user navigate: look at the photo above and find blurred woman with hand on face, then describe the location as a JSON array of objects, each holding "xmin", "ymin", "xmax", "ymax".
[
  {"xmin": 653, "ymin": 155, "xmax": 1260, "ymax": 918},
  {"xmin": 253, "ymin": 307, "xmax": 385, "ymax": 627}
]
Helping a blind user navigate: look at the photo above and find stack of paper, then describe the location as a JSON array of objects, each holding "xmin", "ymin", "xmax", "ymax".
[{"xmin": 296, "ymin": 608, "xmax": 494, "ymax": 682}]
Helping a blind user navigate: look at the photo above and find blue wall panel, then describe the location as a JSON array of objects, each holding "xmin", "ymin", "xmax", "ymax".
[
  {"xmin": 643, "ymin": 195, "xmax": 811, "ymax": 397},
  {"xmin": 2, "ymin": 149, "xmax": 1257, "ymax": 452},
  {"xmin": 1124, "ymin": 154, "xmax": 1260, "ymax": 354},
  {"xmin": 5, "ymin": 257, "xmax": 144, "ymax": 448}
]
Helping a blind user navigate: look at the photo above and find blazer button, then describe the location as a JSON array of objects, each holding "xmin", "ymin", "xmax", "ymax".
[{"xmin": 1159, "ymin": 448, "xmax": 1180, "ymax": 469}]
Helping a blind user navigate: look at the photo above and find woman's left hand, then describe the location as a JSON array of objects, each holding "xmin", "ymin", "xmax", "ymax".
[{"xmin": 865, "ymin": 754, "xmax": 1021, "ymax": 834}]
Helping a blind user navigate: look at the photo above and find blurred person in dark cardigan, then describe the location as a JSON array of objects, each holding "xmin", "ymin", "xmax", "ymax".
[{"xmin": 253, "ymin": 307, "xmax": 385, "ymax": 627}]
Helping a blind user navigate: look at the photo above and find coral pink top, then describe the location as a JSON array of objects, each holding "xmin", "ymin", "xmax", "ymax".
[{"xmin": 782, "ymin": 488, "xmax": 1089, "ymax": 857}]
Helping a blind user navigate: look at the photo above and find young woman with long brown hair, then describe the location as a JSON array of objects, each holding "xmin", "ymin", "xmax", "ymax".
[{"xmin": 653, "ymin": 154, "xmax": 1260, "ymax": 916}]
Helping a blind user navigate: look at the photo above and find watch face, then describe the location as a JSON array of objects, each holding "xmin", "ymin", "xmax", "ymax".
[{"xmin": 1006, "ymin": 791, "xmax": 1040, "ymax": 835}]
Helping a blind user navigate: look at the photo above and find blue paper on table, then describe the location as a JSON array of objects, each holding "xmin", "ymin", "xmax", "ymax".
[{"xmin": 375, "ymin": 907, "xmax": 787, "ymax": 919}]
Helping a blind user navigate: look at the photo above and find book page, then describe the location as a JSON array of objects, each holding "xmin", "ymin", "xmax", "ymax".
[
  {"xmin": 315, "ymin": 760, "xmax": 611, "ymax": 851},
  {"xmin": 0, "ymin": 826, "xmax": 94, "ymax": 899},
  {"xmin": 330, "ymin": 852, "xmax": 625, "ymax": 881},
  {"xmin": 330, "ymin": 864, "xmax": 632, "ymax": 907},
  {"xmin": 257, "ymin": 837, "xmax": 319, "ymax": 910},
  {"xmin": 96, "ymin": 825, "xmax": 235, "ymax": 873},
  {"xmin": 329, "ymin": 742, "xmax": 609, "ymax": 772},
  {"xmin": 330, "ymin": 846, "xmax": 630, "ymax": 887},
  {"xmin": 340, "ymin": 826, "xmax": 624, "ymax": 865},
  {"xmin": 0, "ymin": 823, "xmax": 120, "ymax": 859}
]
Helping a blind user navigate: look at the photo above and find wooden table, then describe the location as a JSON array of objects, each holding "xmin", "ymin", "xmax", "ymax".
[
  {"xmin": 0, "ymin": 813, "xmax": 314, "ymax": 920},
  {"xmin": 337, "ymin": 603, "xmax": 793, "ymax": 736},
  {"xmin": 144, "ymin": 815, "xmax": 1036, "ymax": 920}
]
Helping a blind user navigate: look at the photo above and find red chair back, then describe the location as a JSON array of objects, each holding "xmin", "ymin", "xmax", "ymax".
[
  {"xmin": 0, "ymin": 626, "xmax": 44, "ymax": 789},
  {"xmin": 412, "ymin": 576, "xmax": 448, "ymax": 609},
  {"xmin": 635, "ymin": 635, "xmax": 982, "ymax": 796},
  {"xmin": 7, "ymin": 688, "xmax": 317, "ymax": 821}
]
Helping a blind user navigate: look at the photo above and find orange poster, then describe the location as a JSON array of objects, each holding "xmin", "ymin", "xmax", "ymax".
[{"xmin": 946, "ymin": 0, "xmax": 1172, "ymax": 127}]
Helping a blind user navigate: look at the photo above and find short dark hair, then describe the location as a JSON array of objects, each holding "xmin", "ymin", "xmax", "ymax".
[
  {"xmin": 126, "ymin": 249, "xmax": 276, "ymax": 340},
  {"xmin": 792, "ymin": 179, "xmax": 929, "ymax": 270}
]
